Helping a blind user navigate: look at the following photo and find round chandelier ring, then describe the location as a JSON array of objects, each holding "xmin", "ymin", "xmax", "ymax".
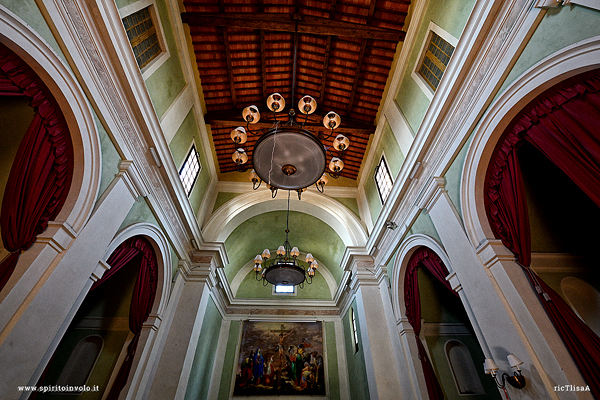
[
  {"xmin": 252, "ymin": 127, "xmax": 326, "ymax": 190},
  {"xmin": 263, "ymin": 261, "xmax": 306, "ymax": 286}
]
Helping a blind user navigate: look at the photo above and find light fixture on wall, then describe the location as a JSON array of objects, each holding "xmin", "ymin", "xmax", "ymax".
[
  {"xmin": 231, "ymin": 93, "xmax": 350, "ymax": 199},
  {"xmin": 253, "ymin": 191, "xmax": 317, "ymax": 288},
  {"xmin": 484, "ymin": 354, "xmax": 526, "ymax": 391}
]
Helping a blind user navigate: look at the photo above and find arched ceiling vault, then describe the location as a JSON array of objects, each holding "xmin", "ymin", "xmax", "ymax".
[{"xmin": 202, "ymin": 189, "xmax": 368, "ymax": 247}]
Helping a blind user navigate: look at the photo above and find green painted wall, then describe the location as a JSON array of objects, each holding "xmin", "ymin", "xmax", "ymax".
[
  {"xmin": 500, "ymin": 5, "xmax": 600, "ymax": 95},
  {"xmin": 223, "ymin": 210, "xmax": 346, "ymax": 284},
  {"xmin": 443, "ymin": 134, "xmax": 473, "ymax": 219},
  {"xmin": 235, "ymin": 268, "xmax": 332, "ymax": 300},
  {"xmin": 2, "ymin": 0, "xmax": 65, "ymax": 60},
  {"xmin": 217, "ymin": 321, "xmax": 241, "ymax": 400},
  {"xmin": 185, "ymin": 297, "xmax": 223, "ymax": 400},
  {"xmin": 407, "ymin": 210, "xmax": 441, "ymax": 244},
  {"xmin": 169, "ymin": 110, "xmax": 211, "ymax": 214},
  {"xmin": 394, "ymin": 0, "xmax": 476, "ymax": 132},
  {"xmin": 332, "ymin": 196, "xmax": 361, "ymax": 219},
  {"xmin": 96, "ymin": 112, "xmax": 123, "ymax": 200},
  {"xmin": 213, "ymin": 192, "xmax": 243, "ymax": 213},
  {"xmin": 141, "ymin": 0, "xmax": 187, "ymax": 119},
  {"xmin": 0, "ymin": 96, "xmax": 33, "ymax": 253},
  {"xmin": 342, "ymin": 301, "xmax": 370, "ymax": 400},
  {"xmin": 364, "ymin": 121, "xmax": 404, "ymax": 225},
  {"xmin": 325, "ymin": 321, "xmax": 340, "ymax": 400}
]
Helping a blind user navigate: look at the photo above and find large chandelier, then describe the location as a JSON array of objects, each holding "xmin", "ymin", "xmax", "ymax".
[
  {"xmin": 231, "ymin": 93, "xmax": 350, "ymax": 199},
  {"xmin": 253, "ymin": 191, "xmax": 318, "ymax": 288}
]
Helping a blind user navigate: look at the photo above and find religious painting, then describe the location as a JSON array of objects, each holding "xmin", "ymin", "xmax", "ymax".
[{"xmin": 233, "ymin": 321, "xmax": 326, "ymax": 396}]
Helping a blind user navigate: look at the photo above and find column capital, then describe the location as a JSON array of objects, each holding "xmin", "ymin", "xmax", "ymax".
[
  {"xmin": 117, "ymin": 160, "xmax": 148, "ymax": 199},
  {"xmin": 349, "ymin": 255, "xmax": 386, "ymax": 290},
  {"xmin": 416, "ymin": 176, "xmax": 446, "ymax": 212},
  {"xmin": 475, "ymin": 238, "xmax": 517, "ymax": 269},
  {"xmin": 177, "ymin": 252, "xmax": 220, "ymax": 288},
  {"xmin": 446, "ymin": 271, "xmax": 463, "ymax": 293}
]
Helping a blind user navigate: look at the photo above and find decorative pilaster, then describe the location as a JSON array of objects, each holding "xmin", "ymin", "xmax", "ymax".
[
  {"xmin": 349, "ymin": 255, "xmax": 406, "ymax": 400},
  {"xmin": 147, "ymin": 253, "xmax": 219, "ymax": 400}
]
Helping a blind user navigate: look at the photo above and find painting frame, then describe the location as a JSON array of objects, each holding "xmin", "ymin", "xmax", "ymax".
[{"xmin": 232, "ymin": 320, "xmax": 326, "ymax": 397}]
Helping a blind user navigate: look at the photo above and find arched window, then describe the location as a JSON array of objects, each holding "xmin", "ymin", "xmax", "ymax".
[
  {"xmin": 56, "ymin": 335, "xmax": 103, "ymax": 391},
  {"xmin": 445, "ymin": 340, "xmax": 485, "ymax": 395}
]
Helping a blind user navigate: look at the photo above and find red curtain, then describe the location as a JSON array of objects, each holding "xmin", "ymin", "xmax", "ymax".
[
  {"xmin": 404, "ymin": 247, "xmax": 458, "ymax": 400},
  {"xmin": 0, "ymin": 43, "xmax": 73, "ymax": 291},
  {"xmin": 484, "ymin": 69, "xmax": 600, "ymax": 398},
  {"xmin": 92, "ymin": 236, "xmax": 158, "ymax": 400}
]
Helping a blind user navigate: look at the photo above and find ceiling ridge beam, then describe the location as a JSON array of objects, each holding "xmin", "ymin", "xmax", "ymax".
[
  {"xmin": 181, "ymin": 12, "xmax": 406, "ymax": 41},
  {"xmin": 222, "ymin": 26, "xmax": 237, "ymax": 109}
]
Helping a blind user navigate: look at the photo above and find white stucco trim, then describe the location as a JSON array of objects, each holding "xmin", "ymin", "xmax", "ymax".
[
  {"xmin": 202, "ymin": 189, "xmax": 368, "ymax": 247},
  {"xmin": 0, "ymin": 5, "xmax": 101, "ymax": 234},
  {"xmin": 389, "ymin": 234, "xmax": 451, "ymax": 322},
  {"xmin": 461, "ymin": 35, "xmax": 600, "ymax": 247}
]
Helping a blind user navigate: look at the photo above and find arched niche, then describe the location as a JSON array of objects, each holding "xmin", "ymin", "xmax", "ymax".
[
  {"xmin": 55, "ymin": 335, "xmax": 103, "ymax": 390},
  {"xmin": 561, "ymin": 276, "xmax": 600, "ymax": 337},
  {"xmin": 445, "ymin": 340, "xmax": 485, "ymax": 395}
]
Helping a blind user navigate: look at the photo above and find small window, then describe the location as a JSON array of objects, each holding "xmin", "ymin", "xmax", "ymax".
[
  {"xmin": 275, "ymin": 285, "xmax": 295, "ymax": 294},
  {"xmin": 374, "ymin": 155, "xmax": 393, "ymax": 203},
  {"xmin": 122, "ymin": 6, "xmax": 162, "ymax": 69},
  {"xmin": 418, "ymin": 31, "xmax": 454, "ymax": 91},
  {"xmin": 179, "ymin": 144, "xmax": 201, "ymax": 196},
  {"xmin": 350, "ymin": 307, "xmax": 359, "ymax": 353}
]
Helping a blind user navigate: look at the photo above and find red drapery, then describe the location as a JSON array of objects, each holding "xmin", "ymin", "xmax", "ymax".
[
  {"xmin": 0, "ymin": 43, "xmax": 73, "ymax": 291},
  {"xmin": 92, "ymin": 236, "xmax": 158, "ymax": 400},
  {"xmin": 404, "ymin": 247, "xmax": 458, "ymax": 400},
  {"xmin": 484, "ymin": 69, "xmax": 600, "ymax": 398}
]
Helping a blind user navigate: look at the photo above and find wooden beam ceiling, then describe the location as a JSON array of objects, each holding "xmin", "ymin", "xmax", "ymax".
[{"xmin": 181, "ymin": 13, "xmax": 406, "ymax": 41}]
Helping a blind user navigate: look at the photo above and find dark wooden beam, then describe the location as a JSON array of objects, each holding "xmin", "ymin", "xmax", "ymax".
[
  {"xmin": 318, "ymin": 36, "xmax": 332, "ymax": 105},
  {"xmin": 222, "ymin": 27, "xmax": 237, "ymax": 109},
  {"xmin": 260, "ymin": 30, "xmax": 267, "ymax": 101},
  {"xmin": 346, "ymin": 40, "xmax": 367, "ymax": 116},
  {"xmin": 181, "ymin": 12, "xmax": 406, "ymax": 41}
]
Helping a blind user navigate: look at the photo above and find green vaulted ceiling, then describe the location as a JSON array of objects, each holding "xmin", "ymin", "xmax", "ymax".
[{"xmin": 223, "ymin": 210, "xmax": 346, "ymax": 296}]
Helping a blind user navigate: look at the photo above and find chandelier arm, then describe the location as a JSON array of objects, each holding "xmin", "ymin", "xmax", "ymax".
[{"xmin": 315, "ymin": 181, "xmax": 324, "ymax": 193}]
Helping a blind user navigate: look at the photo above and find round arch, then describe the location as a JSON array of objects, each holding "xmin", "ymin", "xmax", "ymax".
[
  {"xmin": 202, "ymin": 189, "xmax": 368, "ymax": 247},
  {"xmin": 390, "ymin": 234, "xmax": 451, "ymax": 322},
  {"xmin": 102, "ymin": 223, "xmax": 172, "ymax": 317},
  {"xmin": 461, "ymin": 35, "xmax": 600, "ymax": 247}
]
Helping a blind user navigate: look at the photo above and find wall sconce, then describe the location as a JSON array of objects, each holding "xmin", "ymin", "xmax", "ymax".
[{"xmin": 484, "ymin": 354, "xmax": 526, "ymax": 390}]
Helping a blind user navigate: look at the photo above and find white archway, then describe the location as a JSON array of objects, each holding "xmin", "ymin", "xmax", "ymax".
[
  {"xmin": 99, "ymin": 223, "xmax": 172, "ymax": 399},
  {"xmin": 202, "ymin": 189, "xmax": 368, "ymax": 247},
  {"xmin": 461, "ymin": 35, "xmax": 600, "ymax": 247},
  {"xmin": 390, "ymin": 233, "xmax": 452, "ymax": 321}
]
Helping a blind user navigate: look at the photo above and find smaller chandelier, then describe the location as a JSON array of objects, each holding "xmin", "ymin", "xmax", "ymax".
[
  {"xmin": 254, "ymin": 191, "xmax": 318, "ymax": 288},
  {"xmin": 231, "ymin": 93, "xmax": 350, "ymax": 199}
]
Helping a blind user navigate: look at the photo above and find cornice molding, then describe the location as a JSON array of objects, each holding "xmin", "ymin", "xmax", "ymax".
[{"xmin": 41, "ymin": 0, "xmax": 204, "ymax": 263}]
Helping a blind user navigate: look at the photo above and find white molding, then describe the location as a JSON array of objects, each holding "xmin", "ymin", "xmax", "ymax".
[
  {"xmin": 202, "ymin": 190, "xmax": 368, "ymax": 247},
  {"xmin": 0, "ymin": 5, "xmax": 101, "ymax": 234},
  {"xmin": 102, "ymin": 223, "xmax": 172, "ymax": 317},
  {"xmin": 461, "ymin": 35, "xmax": 600, "ymax": 248},
  {"xmin": 160, "ymin": 84, "xmax": 194, "ymax": 144},
  {"xmin": 389, "ymin": 234, "xmax": 451, "ymax": 322}
]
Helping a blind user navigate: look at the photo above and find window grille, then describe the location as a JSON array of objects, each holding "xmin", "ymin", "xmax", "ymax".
[
  {"xmin": 418, "ymin": 31, "xmax": 454, "ymax": 90},
  {"xmin": 374, "ymin": 155, "xmax": 393, "ymax": 203},
  {"xmin": 179, "ymin": 145, "xmax": 201, "ymax": 196},
  {"xmin": 122, "ymin": 6, "xmax": 161, "ymax": 68}
]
